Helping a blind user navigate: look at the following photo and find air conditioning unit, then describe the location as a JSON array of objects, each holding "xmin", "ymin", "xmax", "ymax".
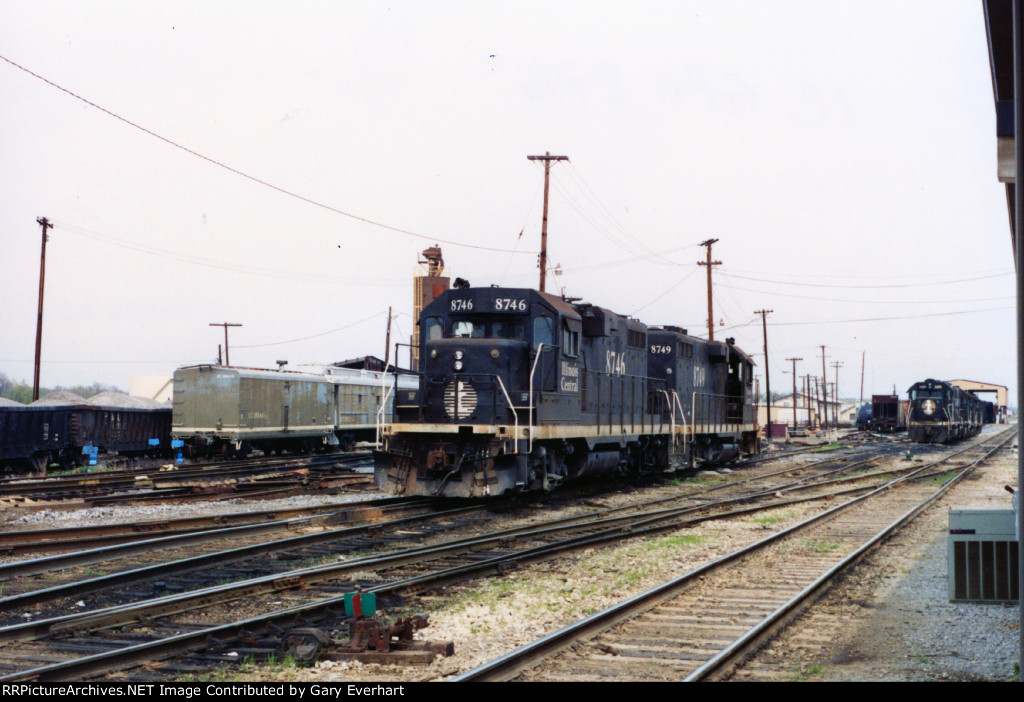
[{"xmin": 948, "ymin": 508, "xmax": 1018, "ymax": 603}]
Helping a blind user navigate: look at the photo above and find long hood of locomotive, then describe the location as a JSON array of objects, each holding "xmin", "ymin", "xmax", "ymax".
[{"xmin": 420, "ymin": 338, "xmax": 531, "ymax": 424}]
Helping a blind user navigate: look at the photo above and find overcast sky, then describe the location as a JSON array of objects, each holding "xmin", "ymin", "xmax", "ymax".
[{"xmin": 0, "ymin": 1, "xmax": 1015, "ymax": 405}]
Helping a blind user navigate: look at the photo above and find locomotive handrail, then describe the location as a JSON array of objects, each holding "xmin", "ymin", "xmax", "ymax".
[
  {"xmin": 660, "ymin": 390, "xmax": 690, "ymax": 458},
  {"xmin": 375, "ymin": 362, "xmax": 395, "ymax": 447},
  {"xmin": 528, "ymin": 343, "xmax": 544, "ymax": 454},
  {"xmin": 494, "ymin": 375, "xmax": 520, "ymax": 454},
  {"xmin": 673, "ymin": 391, "xmax": 690, "ymax": 454},
  {"xmin": 660, "ymin": 390, "xmax": 675, "ymax": 447}
]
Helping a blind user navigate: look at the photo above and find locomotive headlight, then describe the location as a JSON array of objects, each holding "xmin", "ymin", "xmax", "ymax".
[
  {"xmin": 454, "ymin": 360, "xmax": 464, "ymax": 371},
  {"xmin": 490, "ymin": 348, "xmax": 500, "ymax": 358},
  {"xmin": 454, "ymin": 350, "xmax": 464, "ymax": 360},
  {"xmin": 430, "ymin": 349, "xmax": 437, "ymax": 358}
]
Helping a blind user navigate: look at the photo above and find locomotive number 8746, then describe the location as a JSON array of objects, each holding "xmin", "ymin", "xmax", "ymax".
[{"xmin": 373, "ymin": 284, "xmax": 759, "ymax": 498}]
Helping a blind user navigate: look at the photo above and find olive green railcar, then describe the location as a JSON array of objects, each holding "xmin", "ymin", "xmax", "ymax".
[
  {"xmin": 172, "ymin": 365, "xmax": 338, "ymax": 458},
  {"xmin": 172, "ymin": 364, "xmax": 414, "ymax": 458}
]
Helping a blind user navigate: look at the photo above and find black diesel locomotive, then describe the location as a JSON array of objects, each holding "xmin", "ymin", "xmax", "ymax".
[
  {"xmin": 907, "ymin": 379, "xmax": 984, "ymax": 444},
  {"xmin": 374, "ymin": 285, "xmax": 758, "ymax": 497}
]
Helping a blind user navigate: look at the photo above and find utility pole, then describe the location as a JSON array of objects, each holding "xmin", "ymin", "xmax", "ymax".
[
  {"xmin": 32, "ymin": 217, "xmax": 53, "ymax": 402},
  {"xmin": 698, "ymin": 239, "xmax": 722, "ymax": 340},
  {"xmin": 801, "ymin": 374, "xmax": 811, "ymax": 428},
  {"xmin": 831, "ymin": 360, "xmax": 844, "ymax": 415},
  {"xmin": 859, "ymin": 351, "xmax": 866, "ymax": 406},
  {"xmin": 786, "ymin": 357, "xmax": 803, "ymax": 430},
  {"xmin": 210, "ymin": 323, "xmax": 242, "ymax": 366},
  {"xmin": 755, "ymin": 309, "xmax": 773, "ymax": 434},
  {"xmin": 819, "ymin": 345, "xmax": 829, "ymax": 428},
  {"xmin": 526, "ymin": 152, "xmax": 569, "ymax": 293},
  {"xmin": 384, "ymin": 306, "xmax": 392, "ymax": 367},
  {"xmin": 811, "ymin": 377, "xmax": 820, "ymax": 429}
]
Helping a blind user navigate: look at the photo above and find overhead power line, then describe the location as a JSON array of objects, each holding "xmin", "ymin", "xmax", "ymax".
[
  {"xmin": 235, "ymin": 311, "xmax": 385, "ymax": 348},
  {"xmin": 720, "ymin": 271, "xmax": 1013, "ymax": 289},
  {"xmin": 57, "ymin": 222, "xmax": 407, "ymax": 285},
  {"xmin": 717, "ymin": 280, "xmax": 1014, "ymax": 305},
  {"xmin": 769, "ymin": 305, "xmax": 1013, "ymax": 326},
  {"xmin": 0, "ymin": 53, "xmax": 527, "ymax": 255}
]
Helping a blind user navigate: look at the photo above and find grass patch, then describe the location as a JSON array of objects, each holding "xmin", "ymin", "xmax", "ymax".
[
  {"xmin": 643, "ymin": 534, "xmax": 705, "ymax": 551},
  {"xmin": 919, "ymin": 471, "xmax": 957, "ymax": 485},
  {"xmin": 788, "ymin": 662, "xmax": 827, "ymax": 681},
  {"xmin": 803, "ymin": 539, "xmax": 842, "ymax": 554},
  {"xmin": 747, "ymin": 512, "xmax": 792, "ymax": 525},
  {"xmin": 683, "ymin": 474, "xmax": 727, "ymax": 485}
]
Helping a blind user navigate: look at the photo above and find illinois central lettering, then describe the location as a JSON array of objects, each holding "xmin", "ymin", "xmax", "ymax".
[{"xmin": 560, "ymin": 361, "xmax": 580, "ymax": 393}]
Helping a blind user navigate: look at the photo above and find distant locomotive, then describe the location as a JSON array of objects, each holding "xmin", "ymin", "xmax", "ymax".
[
  {"xmin": 374, "ymin": 285, "xmax": 759, "ymax": 497},
  {"xmin": 906, "ymin": 378, "xmax": 984, "ymax": 443},
  {"xmin": 172, "ymin": 364, "xmax": 416, "ymax": 458}
]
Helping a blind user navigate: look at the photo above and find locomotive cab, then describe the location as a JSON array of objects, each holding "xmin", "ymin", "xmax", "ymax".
[{"xmin": 416, "ymin": 287, "xmax": 574, "ymax": 426}]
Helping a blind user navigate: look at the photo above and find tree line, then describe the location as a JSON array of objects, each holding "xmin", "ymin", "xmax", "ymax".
[{"xmin": 0, "ymin": 373, "xmax": 123, "ymax": 405}]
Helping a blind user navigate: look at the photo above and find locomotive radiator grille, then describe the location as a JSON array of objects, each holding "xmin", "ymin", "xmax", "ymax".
[{"xmin": 443, "ymin": 380, "xmax": 478, "ymax": 421}]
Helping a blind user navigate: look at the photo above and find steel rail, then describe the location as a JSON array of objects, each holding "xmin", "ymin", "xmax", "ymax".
[
  {"xmin": 0, "ymin": 498, "xmax": 442, "ymax": 582},
  {"xmin": 0, "ymin": 453, "xmax": 371, "ymax": 497},
  {"xmin": 0, "ymin": 444, "xmax": 909, "ymax": 639},
  {"xmin": 0, "ymin": 496, "xmax": 423, "ymax": 556},
  {"xmin": 0, "ymin": 436, "xmax": 993, "ymax": 676},
  {"xmin": 0, "ymin": 442, "xmax": 929, "ymax": 619},
  {"xmin": 0, "ymin": 433, "xmax": 1001, "ymax": 681},
  {"xmin": 0, "ymin": 440, "xmax": 886, "ymax": 576},
  {"xmin": 684, "ymin": 428, "xmax": 1017, "ymax": 681},
  {"xmin": 452, "ymin": 427, "xmax": 1015, "ymax": 681}
]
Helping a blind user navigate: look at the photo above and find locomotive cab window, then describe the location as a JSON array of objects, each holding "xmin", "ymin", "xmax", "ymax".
[
  {"xmin": 533, "ymin": 316, "xmax": 554, "ymax": 347},
  {"xmin": 425, "ymin": 317, "xmax": 443, "ymax": 342},
  {"xmin": 492, "ymin": 319, "xmax": 526, "ymax": 340},
  {"xmin": 450, "ymin": 317, "xmax": 527, "ymax": 340},
  {"xmin": 627, "ymin": 329, "xmax": 647, "ymax": 349},
  {"xmin": 562, "ymin": 321, "xmax": 580, "ymax": 357},
  {"xmin": 452, "ymin": 320, "xmax": 483, "ymax": 339}
]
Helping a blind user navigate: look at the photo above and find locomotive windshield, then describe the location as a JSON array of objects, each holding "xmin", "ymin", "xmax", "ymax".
[
  {"xmin": 447, "ymin": 317, "xmax": 527, "ymax": 340},
  {"xmin": 911, "ymin": 388, "xmax": 944, "ymax": 400}
]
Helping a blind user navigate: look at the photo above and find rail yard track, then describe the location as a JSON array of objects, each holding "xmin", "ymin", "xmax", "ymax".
[
  {"xmin": 453, "ymin": 427, "xmax": 1016, "ymax": 682},
  {"xmin": 0, "ymin": 452, "xmax": 375, "ymax": 508},
  {"xmin": 0, "ymin": 432, "xmax": 988, "ymax": 681}
]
